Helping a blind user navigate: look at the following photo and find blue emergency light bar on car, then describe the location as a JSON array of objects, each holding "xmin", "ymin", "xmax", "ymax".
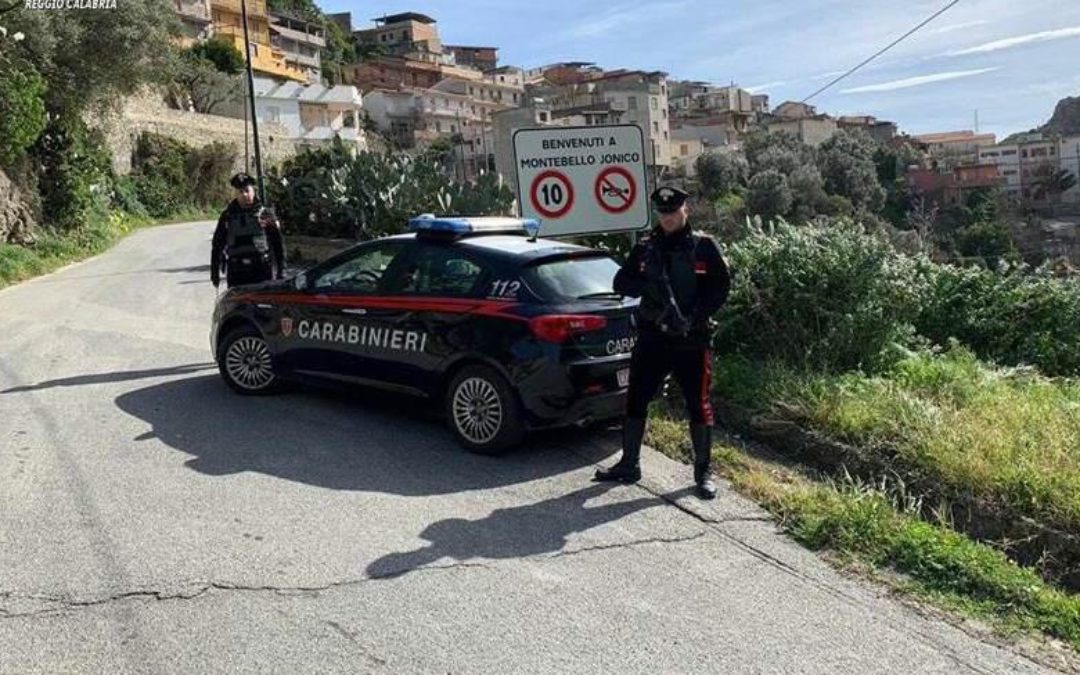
[{"xmin": 408, "ymin": 214, "xmax": 540, "ymax": 238}]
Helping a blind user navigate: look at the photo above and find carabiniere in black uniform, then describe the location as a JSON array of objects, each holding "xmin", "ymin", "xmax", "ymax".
[
  {"xmin": 595, "ymin": 186, "xmax": 731, "ymax": 499},
  {"xmin": 211, "ymin": 172, "xmax": 286, "ymax": 289}
]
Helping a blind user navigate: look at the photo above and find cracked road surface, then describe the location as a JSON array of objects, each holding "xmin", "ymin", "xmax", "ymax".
[{"xmin": 0, "ymin": 222, "xmax": 1057, "ymax": 674}]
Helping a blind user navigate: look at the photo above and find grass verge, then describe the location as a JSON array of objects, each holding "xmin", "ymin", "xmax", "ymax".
[
  {"xmin": 645, "ymin": 414, "xmax": 1080, "ymax": 652},
  {"xmin": 715, "ymin": 346, "xmax": 1080, "ymax": 549},
  {"xmin": 0, "ymin": 206, "xmax": 216, "ymax": 290}
]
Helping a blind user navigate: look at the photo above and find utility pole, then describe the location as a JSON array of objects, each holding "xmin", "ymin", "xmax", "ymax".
[
  {"xmin": 974, "ymin": 109, "xmax": 979, "ymax": 133},
  {"xmin": 243, "ymin": 76, "xmax": 250, "ymax": 173},
  {"xmin": 241, "ymin": 0, "xmax": 265, "ymax": 203}
]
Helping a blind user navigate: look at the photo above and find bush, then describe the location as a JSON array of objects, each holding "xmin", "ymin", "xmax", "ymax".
[
  {"xmin": 711, "ymin": 217, "xmax": 1080, "ymax": 377},
  {"xmin": 716, "ymin": 220, "xmax": 929, "ymax": 372},
  {"xmin": 187, "ymin": 141, "xmax": 237, "ymax": 210},
  {"xmin": 129, "ymin": 132, "xmax": 237, "ymax": 218},
  {"xmin": 954, "ymin": 219, "xmax": 1018, "ymax": 267},
  {"xmin": 916, "ymin": 263, "xmax": 1080, "ymax": 377},
  {"xmin": 33, "ymin": 114, "xmax": 113, "ymax": 230},
  {"xmin": 0, "ymin": 55, "xmax": 48, "ymax": 169},
  {"xmin": 109, "ymin": 175, "xmax": 148, "ymax": 217},
  {"xmin": 132, "ymin": 132, "xmax": 192, "ymax": 217}
]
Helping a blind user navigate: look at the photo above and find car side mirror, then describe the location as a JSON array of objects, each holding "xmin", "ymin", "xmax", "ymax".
[{"xmin": 294, "ymin": 273, "xmax": 309, "ymax": 291}]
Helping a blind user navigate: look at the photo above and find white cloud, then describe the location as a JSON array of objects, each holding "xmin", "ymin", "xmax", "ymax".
[
  {"xmin": 746, "ymin": 80, "xmax": 787, "ymax": 93},
  {"xmin": 562, "ymin": 1, "xmax": 688, "ymax": 39},
  {"xmin": 840, "ymin": 67, "xmax": 999, "ymax": 94},
  {"xmin": 932, "ymin": 19, "xmax": 990, "ymax": 34},
  {"xmin": 946, "ymin": 25, "xmax": 1080, "ymax": 56}
]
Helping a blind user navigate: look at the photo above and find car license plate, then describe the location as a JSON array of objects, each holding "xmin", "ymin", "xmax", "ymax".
[{"xmin": 616, "ymin": 368, "xmax": 630, "ymax": 388}]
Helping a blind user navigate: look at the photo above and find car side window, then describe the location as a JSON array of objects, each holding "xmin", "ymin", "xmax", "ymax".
[
  {"xmin": 310, "ymin": 243, "xmax": 408, "ymax": 294},
  {"xmin": 386, "ymin": 244, "xmax": 489, "ymax": 297}
]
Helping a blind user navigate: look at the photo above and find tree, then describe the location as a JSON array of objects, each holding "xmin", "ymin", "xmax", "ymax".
[
  {"xmin": 742, "ymin": 129, "xmax": 813, "ymax": 173},
  {"xmin": 746, "ymin": 170, "xmax": 792, "ymax": 222},
  {"xmin": 816, "ymin": 130, "xmax": 886, "ymax": 213},
  {"xmin": 190, "ymin": 36, "xmax": 244, "ymax": 75},
  {"xmin": 267, "ymin": 0, "xmax": 321, "ymax": 23},
  {"xmin": 0, "ymin": 53, "xmax": 46, "ymax": 168},
  {"xmin": 756, "ymin": 146, "xmax": 802, "ymax": 177},
  {"xmin": 695, "ymin": 151, "xmax": 747, "ymax": 199},
  {"xmin": 787, "ymin": 165, "xmax": 829, "ymax": 221},
  {"xmin": 165, "ymin": 49, "xmax": 241, "ymax": 114},
  {"xmin": 1032, "ymin": 164, "xmax": 1078, "ymax": 204},
  {"xmin": 955, "ymin": 219, "xmax": 1017, "ymax": 267},
  {"xmin": 2, "ymin": 1, "xmax": 179, "ymax": 114}
]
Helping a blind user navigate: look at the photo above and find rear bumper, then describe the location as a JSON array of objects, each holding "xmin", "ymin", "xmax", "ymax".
[
  {"xmin": 528, "ymin": 389, "xmax": 627, "ymax": 430},
  {"xmin": 516, "ymin": 353, "xmax": 630, "ymax": 429}
]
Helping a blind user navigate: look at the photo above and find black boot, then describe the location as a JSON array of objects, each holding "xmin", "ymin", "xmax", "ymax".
[
  {"xmin": 595, "ymin": 418, "xmax": 645, "ymax": 483},
  {"xmin": 691, "ymin": 424, "xmax": 717, "ymax": 500}
]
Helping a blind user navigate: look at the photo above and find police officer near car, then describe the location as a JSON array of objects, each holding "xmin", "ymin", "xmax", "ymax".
[
  {"xmin": 211, "ymin": 172, "xmax": 286, "ymax": 289},
  {"xmin": 595, "ymin": 186, "xmax": 731, "ymax": 499}
]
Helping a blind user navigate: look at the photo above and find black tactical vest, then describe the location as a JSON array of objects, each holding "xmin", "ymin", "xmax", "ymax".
[
  {"xmin": 226, "ymin": 203, "xmax": 269, "ymax": 259},
  {"xmin": 637, "ymin": 229, "xmax": 702, "ymax": 326}
]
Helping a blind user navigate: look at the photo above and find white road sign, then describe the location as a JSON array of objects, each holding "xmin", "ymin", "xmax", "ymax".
[{"xmin": 512, "ymin": 124, "xmax": 649, "ymax": 237}]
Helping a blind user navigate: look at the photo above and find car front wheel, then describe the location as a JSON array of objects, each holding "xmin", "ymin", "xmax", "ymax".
[
  {"xmin": 445, "ymin": 364, "xmax": 524, "ymax": 454},
  {"xmin": 217, "ymin": 325, "xmax": 281, "ymax": 395}
]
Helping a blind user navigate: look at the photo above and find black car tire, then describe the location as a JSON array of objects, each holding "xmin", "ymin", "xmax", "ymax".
[
  {"xmin": 217, "ymin": 325, "xmax": 282, "ymax": 396},
  {"xmin": 445, "ymin": 364, "xmax": 525, "ymax": 454}
]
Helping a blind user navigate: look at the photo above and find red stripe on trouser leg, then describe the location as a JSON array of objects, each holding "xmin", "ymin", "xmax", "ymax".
[{"xmin": 701, "ymin": 349, "xmax": 714, "ymax": 426}]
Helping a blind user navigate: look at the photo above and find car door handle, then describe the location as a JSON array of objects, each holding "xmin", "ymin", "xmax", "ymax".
[{"xmin": 341, "ymin": 308, "xmax": 367, "ymax": 315}]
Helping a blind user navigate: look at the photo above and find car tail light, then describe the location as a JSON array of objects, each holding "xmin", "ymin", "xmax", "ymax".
[{"xmin": 529, "ymin": 315, "xmax": 607, "ymax": 343}]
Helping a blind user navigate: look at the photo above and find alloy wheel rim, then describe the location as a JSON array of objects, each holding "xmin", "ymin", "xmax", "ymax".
[
  {"xmin": 452, "ymin": 377, "xmax": 503, "ymax": 445},
  {"xmin": 225, "ymin": 336, "xmax": 275, "ymax": 391}
]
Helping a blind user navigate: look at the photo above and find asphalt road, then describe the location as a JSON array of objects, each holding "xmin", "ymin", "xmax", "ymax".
[{"xmin": 0, "ymin": 222, "xmax": 1057, "ymax": 674}]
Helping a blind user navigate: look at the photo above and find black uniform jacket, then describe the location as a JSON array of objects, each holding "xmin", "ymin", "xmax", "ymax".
[{"xmin": 613, "ymin": 224, "xmax": 731, "ymax": 343}]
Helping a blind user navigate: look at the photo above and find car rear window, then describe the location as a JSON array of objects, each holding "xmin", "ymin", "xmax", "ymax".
[{"xmin": 523, "ymin": 255, "xmax": 621, "ymax": 302}]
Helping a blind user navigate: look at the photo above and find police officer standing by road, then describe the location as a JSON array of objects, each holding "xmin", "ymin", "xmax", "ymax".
[
  {"xmin": 211, "ymin": 173, "xmax": 286, "ymax": 289},
  {"xmin": 595, "ymin": 186, "xmax": 731, "ymax": 499}
]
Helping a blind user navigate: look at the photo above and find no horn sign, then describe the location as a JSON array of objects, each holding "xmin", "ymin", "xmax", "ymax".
[{"xmin": 513, "ymin": 124, "xmax": 649, "ymax": 237}]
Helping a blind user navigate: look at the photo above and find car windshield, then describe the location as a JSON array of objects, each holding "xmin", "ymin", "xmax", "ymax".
[{"xmin": 524, "ymin": 255, "xmax": 621, "ymax": 302}]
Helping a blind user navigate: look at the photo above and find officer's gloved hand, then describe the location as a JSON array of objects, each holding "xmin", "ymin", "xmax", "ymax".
[
  {"xmin": 659, "ymin": 305, "xmax": 690, "ymax": 337},
  {"xmin": 211, "ymin": 276, "xmax": 220, "ymax": 289}
]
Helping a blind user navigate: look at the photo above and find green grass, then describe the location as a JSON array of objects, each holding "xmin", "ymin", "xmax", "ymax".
[
  {"xmin": 713, "ymin": 347, "xmax": 1080, "ymax": 538},
  {"xmin": 0, "ymin": 206, "xmax": 216, "ymax": 290},
  {"xmin": 645, "ymin": 414, "xmax": 1080, "ymax": 651}
]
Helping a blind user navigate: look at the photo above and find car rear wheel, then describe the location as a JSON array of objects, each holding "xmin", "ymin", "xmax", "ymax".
[
  {"xmin": 217, "ymin": 325, "xmax": 281, "ymax": 395},
  {"xmin": 445, "ymin": 364, "xmax": 524, "ymax": 454}
]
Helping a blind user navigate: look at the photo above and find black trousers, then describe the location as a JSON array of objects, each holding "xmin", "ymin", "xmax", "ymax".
[{"xmin": 625, "ymin": 327, "xmax": 714, "ymax": 425}]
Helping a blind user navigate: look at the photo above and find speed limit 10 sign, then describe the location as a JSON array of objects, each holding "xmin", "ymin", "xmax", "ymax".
[{"xmin": 512, "ymin": 124, "xmax": 649, "ymax": 237}]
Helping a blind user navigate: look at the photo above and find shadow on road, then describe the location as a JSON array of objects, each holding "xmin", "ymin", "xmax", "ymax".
[
  {"xmin": 366, "ymin": 484, "xmax": 658, "ymax": 578},
  {"xmin": 114, "ymin": 375, "xmax": 616, "ymax": 497},
  {"xmin": 1, "ymin": 363, "xmax": 216, "ymax": 394},
  {"xmin": 159, "ymin": 265, "xmax": 211, "ymax": 274}
]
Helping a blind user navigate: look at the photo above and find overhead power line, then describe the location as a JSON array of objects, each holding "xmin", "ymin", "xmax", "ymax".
[{"xmin": 802, "ymin": 0, "xmax": 962, "ymax": 103}]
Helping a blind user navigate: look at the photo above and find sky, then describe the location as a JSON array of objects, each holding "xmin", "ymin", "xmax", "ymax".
[{"xmin": 318, "ymin": 0, "xmax": 1080, "ymax": 139}]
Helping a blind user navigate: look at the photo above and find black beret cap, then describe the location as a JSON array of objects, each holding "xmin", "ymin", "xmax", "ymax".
[
  {"xmin": 651, "ymin": 186, "xmax": 690, "ymax": 214},
  {"xmin": 230, "ymin": 173, "xmax": 257, "ymax": 190}
]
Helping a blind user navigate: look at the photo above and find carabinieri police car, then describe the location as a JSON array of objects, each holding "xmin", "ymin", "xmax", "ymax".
[{"xmin": 210, "ymin": 215, "xmax": 639, "ymax": 453}]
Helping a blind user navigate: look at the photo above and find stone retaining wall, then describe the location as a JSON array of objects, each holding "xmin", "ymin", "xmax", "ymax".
[{"xmin": 92, "ymin": 89, "xmax": 297, "ymax": 176}]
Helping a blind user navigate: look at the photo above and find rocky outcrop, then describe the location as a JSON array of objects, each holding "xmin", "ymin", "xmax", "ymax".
[
  {"xmin": 1040, "ymin": 96, "xmax": 1080, "ymax": 137},
  {"xmin": 0, "ymin": 169, "xmax": 37, "ymax": 246}
]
